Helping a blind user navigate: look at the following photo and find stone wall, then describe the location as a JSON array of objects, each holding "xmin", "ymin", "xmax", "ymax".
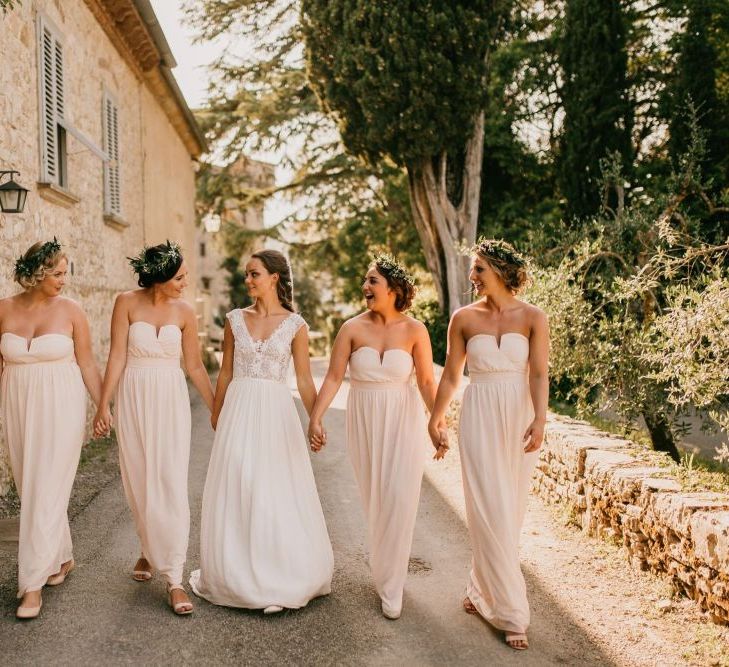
[{"xmin": 534, "ymin": 414, "xmax": 729, "ymax": 624}]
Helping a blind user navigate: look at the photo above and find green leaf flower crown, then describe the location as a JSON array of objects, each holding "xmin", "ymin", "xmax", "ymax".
[
  {"xmin": 473, "ymin": 237, "xmax": 527, "ymax": 268},
  {"xmin": 128, "ymin": 240, "xmax": 182, "ymax": 277},
  {"xmin": 14, "ymin": 237, "xmax": 62, "ymax": 278},
  {"xmin": 372, "ymin": 252, "xmax": 416, "ymax": 287}
]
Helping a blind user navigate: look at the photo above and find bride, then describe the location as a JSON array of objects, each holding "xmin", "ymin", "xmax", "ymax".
[{"xmin": 189, "ymin": 249, "xmax": 333, "ymax": 612}]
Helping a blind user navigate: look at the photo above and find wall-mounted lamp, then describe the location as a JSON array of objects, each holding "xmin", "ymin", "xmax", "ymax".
[
  {"xmin": 0, "ymin": 171, "xmax": 29, "ymax": 214},
  {"xmin": 203, "ymin": 212, "xmax": 222, "ymax": 233}
]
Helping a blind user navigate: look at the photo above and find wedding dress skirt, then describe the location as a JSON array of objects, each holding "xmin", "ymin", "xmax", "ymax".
[{"xmin": 190, "ymin": 311, "xmax": 333, "ymax": 608}]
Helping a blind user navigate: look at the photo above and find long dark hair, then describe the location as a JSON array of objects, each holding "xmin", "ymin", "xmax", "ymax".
[{"xmin": 251, "ymin": 249, "xmax": 294, "ymax": 312}]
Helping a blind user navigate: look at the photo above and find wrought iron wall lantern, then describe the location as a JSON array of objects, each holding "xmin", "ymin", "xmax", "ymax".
[{"xmin": 0, "ymin": 171, "xmax": 29, "ymax": 214}]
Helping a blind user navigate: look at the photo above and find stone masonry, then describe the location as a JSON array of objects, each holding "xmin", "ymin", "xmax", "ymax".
[{"xmin": 534, "ymin": 414, "xmax": 729, "ymax": 624}]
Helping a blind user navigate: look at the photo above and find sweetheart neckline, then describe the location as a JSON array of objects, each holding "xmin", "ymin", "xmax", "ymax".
[
  {"xmin": 129, "ymin": 321, "xmax": 182, "ymax": 339},
  {"xmin": 1, "ymin": 332, "xmax": 73, "ymax": 353},
  {"xmin": 351, "ymin": 346, "xmax": 412, "ymax": 365},
  {"xmin": 467, "ymin": 332, "xmax": 529, "ymax": 350}
]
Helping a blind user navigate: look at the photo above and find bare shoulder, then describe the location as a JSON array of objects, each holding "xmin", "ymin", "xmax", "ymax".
[
  {"xmin": 115, "ymin": 290, "xmax": 139, "ymax": 306},
  {"xmin": 403, "ymin": 314, "xmax": 428, "ymax": 335},
  {"xmin": 341, "ymin": 312, "xmax": 368, "ymax": 331},
  {"xmin": 523, "ymin": 302, "xmax": 548, "ymax": 327},
  {"xmin": 450, "ymin": 303, "xmax": 479, "ymax": 326},
  {"xmin": 174, "ymin": 299, "xmax": 195, "ymax": 317},
  {"xmin": 56, "ymin": 295, "xmax": 85, "ymax": 315}
]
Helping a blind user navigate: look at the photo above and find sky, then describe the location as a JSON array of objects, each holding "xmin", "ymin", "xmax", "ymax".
[
  {"xmin": 148, "ymin": 0, "xmax": 219, "ymax": 110},
  {"xmin": 149, "ymin": 0, "xmax": 291, "ymax": 227}
]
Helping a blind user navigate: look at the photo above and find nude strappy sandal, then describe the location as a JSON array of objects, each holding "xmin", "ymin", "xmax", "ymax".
[
  {"xmin": 167, "ymin": 584, "xmax": 193, "ymax": 615},
  {"xmin": 132, "ymin": 557, "xmax": 152, "ymax": 582}
]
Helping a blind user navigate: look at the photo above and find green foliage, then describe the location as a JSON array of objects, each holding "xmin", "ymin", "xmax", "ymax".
[
  {"xmin": 301, "ymin": 0, "xmax": 497, "ymax": 166},
  {"xmin": 558, "ymin": 0, "xmax": 633, "ymax": 220},
  {"xmin": 410, "ymin": 298, "xmax": 449, "ymax": 366},
  {"xmin": 0, "ymin": 0, "xmax": 20, "ymax": 13},
  {"xmin": 663, "ymin": 0, "xmax": 729, "ymax": 188},
  {"xmin": 528, "ymin": 125, "xmax": 728, "ymax": 462}
]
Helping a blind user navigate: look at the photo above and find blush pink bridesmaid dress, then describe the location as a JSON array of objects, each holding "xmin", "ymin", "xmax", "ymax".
[
  {"xmin": 459, "ymin": 333, "xmax": 538, "ymax": 635},
  {"xmin": 0, "ymin": 333, "xmax": 86, "ymax": 598},
  {"xmin": 115, "ymin": 321, "xmax": 192, "ymax": 587},
  {"xmin": 346, "ymin": 346, "xmax": 427, "ymax": 619}
]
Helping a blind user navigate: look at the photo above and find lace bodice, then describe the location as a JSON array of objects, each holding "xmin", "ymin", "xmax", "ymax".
[{"xmin": 227, "ymin": 309, "xmax": 307, "ymax": 384}]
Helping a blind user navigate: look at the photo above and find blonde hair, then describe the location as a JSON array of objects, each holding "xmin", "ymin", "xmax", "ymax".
[{"xmin": 14, "ymin": 242, "xmax": 67, "ymax": 290}]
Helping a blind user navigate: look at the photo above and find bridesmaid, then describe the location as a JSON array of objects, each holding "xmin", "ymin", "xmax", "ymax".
[
  {"xmin": 428, "ymin": 239, "xmax": 548, "ymax": 650},
  {"xmin": 0, "ymin": 239, "xmax": 103, "ymax": 619},
  {"xmin": 93, "ymin": 241, "xmax": 214, "ymax": 615},
  {"xmin": 308, "ymin": 254, "xmax": 443, "ymax": 620}
]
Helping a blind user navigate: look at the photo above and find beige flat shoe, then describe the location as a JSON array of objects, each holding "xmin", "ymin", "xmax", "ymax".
[
  {"xmin": 263, "ymin": 605, "xmax": 284, "ymax": 615},
  {"xmin": 167, "ymin": 584, "xmax": 193, "ymax": 615},
  {"xmin": 47, "ymin": 559, "xmax": 75, "ymax": 586},
  {"xmin": 16, "ymin": 596, "xmax": 42, "ymax": 620},
  {"xmin": 381, "ymin": 600, "xmax": 401, "ymax": 620}
]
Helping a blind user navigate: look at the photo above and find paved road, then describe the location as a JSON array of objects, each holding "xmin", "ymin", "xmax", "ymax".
[{"xmin": 0, "ymin": 361, "xmax": 615, "ymax": 665}]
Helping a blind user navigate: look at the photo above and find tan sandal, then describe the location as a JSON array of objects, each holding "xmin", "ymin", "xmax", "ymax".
[
  {"xmin": 132, "ymin": 557, "xmax": 152, "ymax": 582},
  {"xmin": 47, "ymin": 559, "xmax": 75, "ymax": 586},
  {"xmin": 167, "ymin": 584, "xmax": 193, "ymax": 615},
  {"xmin": 505, "ymin": 632, "xmax": 529, "ymax": 650},
  {"xmin": 463, "ymin": 596, "xmax": 479, "ymax": 615}
]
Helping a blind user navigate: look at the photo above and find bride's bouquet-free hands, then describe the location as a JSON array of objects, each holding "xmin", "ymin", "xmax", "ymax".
[
  {"xmin": 428, "ymin": 418, "xmax": 449, "ymax": 461},
  {"xmin": 93, "ymin": 405, "xmax": 113, "ymax": 438},
  {"xmin": 308, "ymin": 419, "xmax": 327, "ymax": 453}
]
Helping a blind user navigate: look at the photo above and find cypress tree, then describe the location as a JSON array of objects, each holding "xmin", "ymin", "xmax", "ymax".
[{"xmin": 558, "ymin": 0, "xmax": 633, "ymax": 221}]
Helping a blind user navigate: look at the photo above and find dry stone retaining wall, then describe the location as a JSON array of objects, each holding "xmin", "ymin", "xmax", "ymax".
[{"xmin": 534, "ymin": 414, "xmax": 729, "ymax": 624}]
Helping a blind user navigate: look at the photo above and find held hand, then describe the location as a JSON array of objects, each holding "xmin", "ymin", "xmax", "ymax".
[
  {"xmin": 211, "ymin": 412, "xmax": 219, "ymax": 431},
  {"xmin": 308, "ymin": 420, "xmax": 326, "ymax": 452},
  {"xmin": 523, "ymin": 419, "xmax": 546, "ymax": 453},
  {"xmin": 93, "ymin": 406, "xmax": 113, "ymax": 438},
  {"xmin": 428, "ymin": 419, "xmax": 449, "ymax": 460}
]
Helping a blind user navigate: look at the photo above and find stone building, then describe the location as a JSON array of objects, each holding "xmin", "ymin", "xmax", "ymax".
[
  {"xmin": 196, "ymin": 156, "xmax": 275, "ymax": 346},
  {"xmin": 0, "ymin": 0, "xmax": 205, "ymax": 495}
]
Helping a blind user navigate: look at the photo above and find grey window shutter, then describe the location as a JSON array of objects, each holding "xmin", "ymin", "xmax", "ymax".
[
  {"xmin": 103, "ymin": 94, "xmax": 121, "ymax": 216},
  {"xmin": 38, "ymin": 19, "xmax": 64, "ymax": 184}
]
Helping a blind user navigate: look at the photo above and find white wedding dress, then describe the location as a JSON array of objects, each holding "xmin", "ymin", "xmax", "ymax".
[{"xmin": 190, "ymin": 309, "xmax": 333, "ymax": 609}]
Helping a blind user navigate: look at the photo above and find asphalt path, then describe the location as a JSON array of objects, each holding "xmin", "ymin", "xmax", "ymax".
[{"xmin": 0, "ymin": 360, "xmax": 615, "ymax": 665}]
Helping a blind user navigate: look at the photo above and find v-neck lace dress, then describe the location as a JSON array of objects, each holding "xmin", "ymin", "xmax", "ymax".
[
  {"xmin": 346, "ymin": 346, "xmax": 428, "ymax": 618},
  {"xmin": 116, "ymin": 321, "xmax": 192, "ymax": 586},
  {"xmin": 0, "ymin": 333, "xmax": 86, "ymax": 597},
  {"xmin": 189, "ymin": 309, "xmax": 333, "ymax": 609},
  {"xmin": 459, "ymin": 333, "xmax": 537, "ymax": 634}
]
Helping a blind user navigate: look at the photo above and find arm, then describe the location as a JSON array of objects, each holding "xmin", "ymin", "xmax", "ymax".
[
  {"xmin": 291, "ymin": 324, "xmax": 317, "ymax": 417},
  {"xmin": 411, "ymin": 323, "xmax": 437, "ymax": 413},
  {"xmin": 210, "ymin": 319, "xmax": 234, "ymax": 430},
  {"xmin": 180, "ymin": 305, "xmax": 214, "ymax": 412},
  {"xmin": 93, "ymin": 294, "xmax": 131, "ymax": 436},
  {"xmin": 307, "ymin": 322, "xmax": 353, "ymax": 450},
  {"xmin": 70, "ymin": 301, "xmax": 103, "ymax": 406},
  {"xmin": 524, "ymin": 309, "xmax": 549, "ymax": 453},
  {"xmin": 427, "ymin": 312, "xmax": 468, "ymax": 454}
]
